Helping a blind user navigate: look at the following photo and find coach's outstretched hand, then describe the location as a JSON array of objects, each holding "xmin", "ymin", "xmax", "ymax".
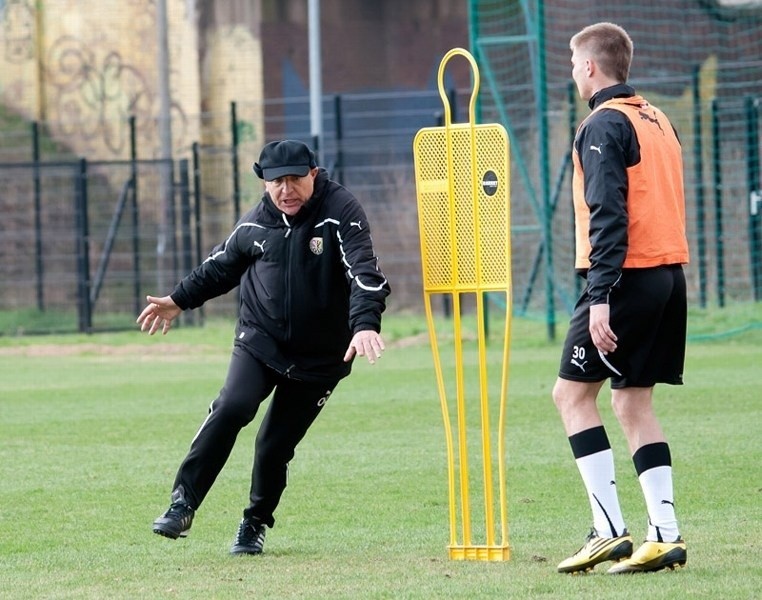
[{"xmin": 137, "ymin": 295, "xmax": 182, "ymax": 335}]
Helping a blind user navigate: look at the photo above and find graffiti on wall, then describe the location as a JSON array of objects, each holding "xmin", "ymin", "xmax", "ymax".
[
  {"xmin": 0, "ymin": 1, "xmax": 189, "ymax": 157},
  {"xmin": 2, "ymin": 0, "xmax": 33, "ymax": 62},
  {"xmin": 46, "ymin": 35, "xmax": 155, "ymax": 155},
  {"xmin": 45, "ymin": 36, "xmax": 153, "ymax": 154}
]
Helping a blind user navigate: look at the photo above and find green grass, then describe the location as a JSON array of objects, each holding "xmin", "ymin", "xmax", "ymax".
[{"xmin": 0, "ymin": 314, "xmax": 760, "ymax": 599}]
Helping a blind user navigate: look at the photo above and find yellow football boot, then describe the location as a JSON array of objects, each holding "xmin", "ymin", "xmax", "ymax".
[
  {"xmin": 607, "ymin": 538, "xmax": 687, "ymax": 574},
  {"xmin": 557, "ymin": 529, "xmax": 633, "ymax": 574}
]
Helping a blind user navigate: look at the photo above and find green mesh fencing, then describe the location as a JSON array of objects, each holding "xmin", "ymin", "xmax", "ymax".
[{"xmin": 469, "ymin": 0, "xmax": 762, "ymax": 337}]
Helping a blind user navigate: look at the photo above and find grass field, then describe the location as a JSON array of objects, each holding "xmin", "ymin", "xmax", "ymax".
[{"xmin": 1, "ymin": 310, "xmax": 760, "ymax": 599}]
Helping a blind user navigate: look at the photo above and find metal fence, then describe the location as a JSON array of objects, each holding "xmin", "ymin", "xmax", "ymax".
[{"xmin": 0, "ymin": 85, "xmax": 760, "ymax": 335}]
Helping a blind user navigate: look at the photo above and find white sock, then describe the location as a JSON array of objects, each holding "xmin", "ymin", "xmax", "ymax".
[
  {"xmin": 575, "ymin": 449, "xmax": 627, "ymax": 538},
  {"xmin": 638, "ymin": 465, "xmax": 680, "ymax": 542}
]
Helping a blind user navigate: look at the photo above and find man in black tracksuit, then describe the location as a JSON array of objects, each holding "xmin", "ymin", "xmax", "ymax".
[{"xmin": 137, "ymin": 140, "xmax": 390, "ymax": 555}]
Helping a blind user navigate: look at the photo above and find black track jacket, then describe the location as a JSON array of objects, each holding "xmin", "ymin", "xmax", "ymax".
[{"xmin": 170, "ymin": 169, "xmax": 390, "ymax": 383}]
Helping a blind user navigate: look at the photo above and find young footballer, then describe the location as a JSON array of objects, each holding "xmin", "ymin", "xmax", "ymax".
[{"xmin": 553, "ymin": 22, "xmax": 689, "ymax": 574}]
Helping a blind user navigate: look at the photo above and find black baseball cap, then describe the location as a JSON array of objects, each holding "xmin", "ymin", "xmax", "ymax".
[{"xmin": 253, "ymin": 140, "xmax": 317, "ymax": 181}]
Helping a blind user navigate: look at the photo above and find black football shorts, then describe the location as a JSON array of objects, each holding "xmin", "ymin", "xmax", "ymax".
[{"xmin": 558, "ymin": 265, "xmax": 687, "ymax": 388}]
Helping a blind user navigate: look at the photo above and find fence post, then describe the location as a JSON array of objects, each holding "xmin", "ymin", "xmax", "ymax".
[
  {"xmin": 434, "ymin": 109, "xmax": 452, "ymax": 320},
  {"xmin": 537, "ymin": 3, "xmax": 555, "ymax": 342},
  {"xmin": 692, "ymin": 66, "xmax": 708, "ymax": 308},
  {"xmin": 312, "ymin": 133, "xmax": 321, "ymax": 164},
  {"xmin": 568, "ymin": 81, "xmax": 581, "ymax": 301},
  {"xmin": 75, "ymin": 158, "xmax": 92, "ymax": 333},
  {"xmin": 333, "ymin": 94, "xmax": 344, "ymax": 185},
  {"xmin": 448, "ymin": 88, "xmax": 457, "ymax": 121},
  {"xmin": 192, "ymin": 141, "xmax": 205, "ymax": 325},
  {"xmin": 168, "ymin": 159, "xmax": 179, "ymax": 284},
  {"xmin": 129, "ymin": 115, "xmax": 141, "ymax": 317},
  {"xmin": 230, "ymin": 101, "xmax": 241, "ymax": 224},
  {"xmin": 32, "ymin": 121, "xmax": 44, "ymax": 311},
  {"xmin": 179, "ymin": 159, "xmax": 192, "ymax": 274},
  {"xmin": 710, "ymin": 99, "xmax": 725, "ymax": 308},
  {"xmin": 746, "ymin": 96, "xmax": 761, "ymax": 301},
  {"xmin": 178, "ymin": 158, "xmax": 195, "ymax": 326}
]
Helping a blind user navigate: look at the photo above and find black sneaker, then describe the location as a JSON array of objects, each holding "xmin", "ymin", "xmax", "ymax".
[
  {"xmin": 152, "ymin": 486, "xmax": 195, "ymax": 540},
  {"xmin": 230, "ymin": 518, "xmax": 266, "ymax": 555}
]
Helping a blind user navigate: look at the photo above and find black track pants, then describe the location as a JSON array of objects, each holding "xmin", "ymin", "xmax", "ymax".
[{"xmin": 172, "ymin": 343, "xmax": 339, "ymax": 526}]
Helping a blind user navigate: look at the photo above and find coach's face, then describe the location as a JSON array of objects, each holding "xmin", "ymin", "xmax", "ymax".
[{"xmin": 264, "ymin": 168, "xmax": 318, "ymax": 216}]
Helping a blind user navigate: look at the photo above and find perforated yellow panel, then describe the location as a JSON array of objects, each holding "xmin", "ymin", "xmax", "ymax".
[
  {"xmin": 413, "ymin": 47, "xmax": 513, "ymax": 563},
  {"xmin": 413, "ymin": 123, "xmax": 511, "ymax": 293}
]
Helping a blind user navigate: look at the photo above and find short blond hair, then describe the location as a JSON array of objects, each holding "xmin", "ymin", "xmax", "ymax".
[{"xmin": 570, "ymin": 22, "xmax": 633, "ymax": 83}]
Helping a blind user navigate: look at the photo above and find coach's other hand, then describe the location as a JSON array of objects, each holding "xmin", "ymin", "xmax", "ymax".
[
  {"xmin": 137, "ymin": 295, "xmax": 182, "ymax": 335},
  {"xmin": 344, "ymin": 330, "xmax": 385, "ymax": 364}
]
